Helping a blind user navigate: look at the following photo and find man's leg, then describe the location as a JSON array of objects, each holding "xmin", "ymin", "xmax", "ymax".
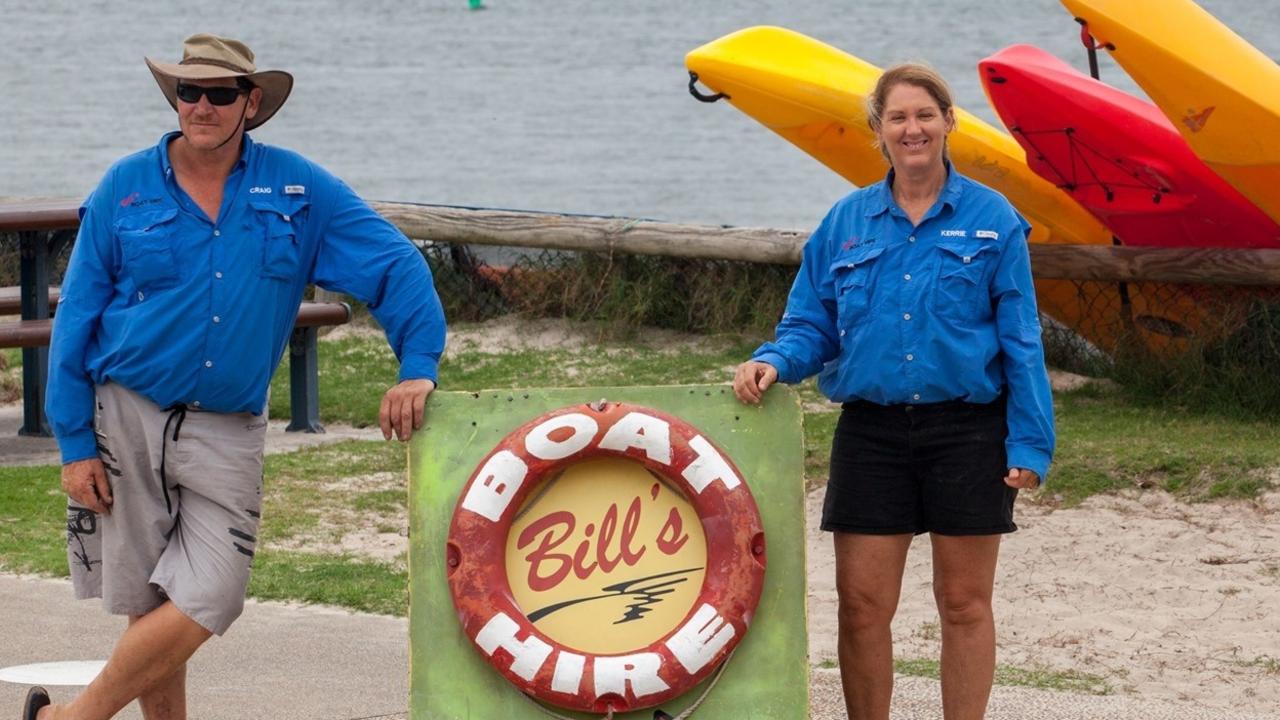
[
  {"xmin": 39, "ymin": 602, "xmax": 210, "ymax": 720},
  {"xmin": 128, "ymin": 613, "xmax": 189, "ymax": 720},
  {"xmin": 930, "ymin": 533, "xmax": 1002, "ymax": 720},
  {"xmin": 834, "ymin": 532, "xmax": 914, "ymax": 720}
]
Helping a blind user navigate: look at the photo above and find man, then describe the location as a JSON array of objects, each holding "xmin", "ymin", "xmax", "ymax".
[{"xmin": 25, "ymin": 33, "xmax": 446, "ymax": 720}]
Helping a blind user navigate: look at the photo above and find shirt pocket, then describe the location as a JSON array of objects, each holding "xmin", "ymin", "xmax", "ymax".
[
  {"xmin": 248, "ymin": 199, "xmax": 309, "ymax": 281},
  {"xmin": 933, "ymin": 242, "xmax": 996, "ymax": 319},
  {"xmin": 828, "ymin": 245, "xmax": 886, "ymax": 329},
  {"xmin": 115, "ymin": 208, "xmax": 180, "ymax": 295}
]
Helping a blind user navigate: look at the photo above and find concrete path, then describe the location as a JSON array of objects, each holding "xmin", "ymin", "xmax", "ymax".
[
  {"xmin": 3, "ymin": 573, "xmax": 1274, "ymax": 720},
  {"xmin": 0, "ymin": 574, "xmax": 407, "ymax": 720},
  {"xmin": 2, "ymin": 405, "xmax": 1275, "ymax": 719}
]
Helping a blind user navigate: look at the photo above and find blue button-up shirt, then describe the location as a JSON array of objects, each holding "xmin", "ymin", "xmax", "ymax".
[
  {"xmin": 47, "ymin": 132, "xmax": 447, "ymax": 463},
  {"xmin": 753, "ymin": 167, "xmax": 1055, "ymax": 480}
]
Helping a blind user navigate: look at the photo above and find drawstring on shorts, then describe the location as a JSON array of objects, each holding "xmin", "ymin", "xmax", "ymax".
[{"xmin": 160, "ymin": 403, "xmax": 188, "ymax": 515}]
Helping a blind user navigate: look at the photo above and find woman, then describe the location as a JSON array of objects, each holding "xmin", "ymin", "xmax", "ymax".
[{"xmin": 733, "ymin": 63, "xmax": 1054, "ymax": 720}]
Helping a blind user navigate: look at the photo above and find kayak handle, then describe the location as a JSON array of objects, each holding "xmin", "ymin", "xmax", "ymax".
[{"xmin": 688, "ymin": 72, "xmax": 729, "ymax": 103}]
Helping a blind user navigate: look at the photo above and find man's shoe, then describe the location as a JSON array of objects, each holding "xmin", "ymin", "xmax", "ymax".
[{"xmin": 21, "ymin": 687, "xmax": 49, "ymax": 720}]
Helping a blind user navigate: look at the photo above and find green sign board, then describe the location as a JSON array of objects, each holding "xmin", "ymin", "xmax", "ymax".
[{"xmin": 409, "ymin": 385, "xmax": 807, "ymax": 718}]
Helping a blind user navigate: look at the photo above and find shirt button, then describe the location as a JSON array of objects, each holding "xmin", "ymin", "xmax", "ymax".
[
  {"xmin": 913, "ymin": 393, "xmax": 921, "ymax": 401},
  {"xmin": 904, "ymin": 274, "xmax": 912, "ymax": 281},
  {"xmin": 213, "ymin": 230, "xmax": 221, "ymax": 237},
  {"xmin": 137, "ymin": 291, "xmax": 144, "ymax": 301},
  {"xmin": 839, "ymin": 330, "xmax": 846, "ymax": 337},
  {"xmin": 215, "ymin": 271, "xmax": 223, "ymax": 279},
  {"xmin": 204, "ymin": 360, "xmax": 213, "ymax": 368},
  {"xmin": 908, "ymin": 235, "xmax": 916, "ymax": 243},
  {"xmin": 192, "ymin": 401, "xmax": 201, "ymax": 408},
  {"xmin": 283, "ymin": 215, "xmax": 291, "ymax": 222},
  {"xmin": 213, "ymin": 316, "xmax": 221, "ymax": 323},
  {"xmin": 906, "ymin": 354, "xmax": 914, "ymax": 361},
  {"xmin": 903, "ymin": 313, "xmax": 911, "ymax": 321}
]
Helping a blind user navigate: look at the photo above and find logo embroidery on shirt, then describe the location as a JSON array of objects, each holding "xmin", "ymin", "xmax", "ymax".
[
  {"xmin": 249, "ymin": 186, "xmax": 273, "ymax": 194},
  {"xmin": 975, "ymin": 230, "xmax": 1000, "ymax": 240},
  {"xmin": 940, "ymin": 229, "xmax": 967, "ymax": 237},
  {"xmin": 284, "ymin": 185, "xmax": 306, "ymax": 195},
  {"xmin": 842, "ymin": 237, "xmax": 876, "ymax": 250},
  {"xmin": 118, "ymin": 192, "xmax": 161, "ymax": 208}
]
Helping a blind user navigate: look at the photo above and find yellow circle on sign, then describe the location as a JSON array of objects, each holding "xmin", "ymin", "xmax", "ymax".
[{"xmin": 505, "ymin": 458, "xmax": 708, "ymax": 656}]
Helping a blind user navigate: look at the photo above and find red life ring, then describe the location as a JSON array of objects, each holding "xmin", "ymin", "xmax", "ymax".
[{"xmin": 446, "ymin": 400, "xmax": 766, "ymax": 713}]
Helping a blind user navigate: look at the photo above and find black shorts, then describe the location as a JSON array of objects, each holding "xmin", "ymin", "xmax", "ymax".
[{"xmin": 820, "ymin": 395, "xmax": 1017, "ymax": 536}]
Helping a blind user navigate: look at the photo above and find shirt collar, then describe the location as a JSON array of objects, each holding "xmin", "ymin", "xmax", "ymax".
[
  {"xmin": 865, "ymin": 161, "xmax": 964, "ymax": 217},
  {"xmin": 158, "ymin": 130, "xmax": 255, "ymax": 176}
]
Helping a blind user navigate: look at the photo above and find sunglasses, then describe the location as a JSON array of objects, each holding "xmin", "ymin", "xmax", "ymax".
[{"xmin": 175, "ymin": 83, "xmax": 249, "ymax": 106}]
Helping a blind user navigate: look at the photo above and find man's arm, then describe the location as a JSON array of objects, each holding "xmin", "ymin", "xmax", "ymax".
[
  {"xmin": 310, "ymin": 174, "xmax": 446, "ymax": 441},
  {"xmin": 47, "ymin": 175, "xmax": 120, "ymax": 508}
]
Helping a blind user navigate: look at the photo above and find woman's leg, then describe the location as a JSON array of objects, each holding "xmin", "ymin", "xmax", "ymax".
[
  {"xmin": 930, "ymin": 533, "xmax": 1002, "ymax": 720},
  {"xmin": 834, "ymin": 532, "xmax": 914, "ymax": 720}
]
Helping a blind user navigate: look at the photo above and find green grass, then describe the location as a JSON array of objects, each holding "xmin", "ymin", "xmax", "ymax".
[
  {"xmin": 894, "ymin": 658, "xmax": 1113, "ymax": 695},
  {"xmin": 271, "ymin": 331, "xmax": 1280, "ymax": 502},
  {"xmin": 270, "ymin": 327, "xmax": 759, "ymax": 427},
  {"xmin": 3, "ymin": 326, "xmax": 1277, "ymax": 622},
  {"xmin": 0, "ymin": 465, "xmax": 72, "ymax": 576},
  {"xmin": 247, "ymin": 551, "xmax": 406, "ymax": 617},
  {"xmin": 0, "ymin": 348, "xmax": 22, "ymax": 404},
  {"xmin": 1051, "ymin": 383, "xmax": 1280, "ymax": 505},
  {"xmin": 0, "ymin": 442, "xmax": 411, "ymax": 616}
]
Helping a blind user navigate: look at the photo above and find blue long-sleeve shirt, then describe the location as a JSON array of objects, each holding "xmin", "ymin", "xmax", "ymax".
[
  {"xmin": 753, "ymin": 167, "xmax": 1055, "ymax": 481},
  {"xmin": 47, "ymin": 132, "xmax": 447, "ymax": 464}
]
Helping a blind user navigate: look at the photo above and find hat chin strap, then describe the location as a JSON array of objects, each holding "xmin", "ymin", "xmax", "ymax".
[
  {"xmin": 210, "ymin": 100, "xmax": 251, "ymax": 151},
  {"xmin": 180, "ymin": 96, "xmax": 250, "ymax": 152}
]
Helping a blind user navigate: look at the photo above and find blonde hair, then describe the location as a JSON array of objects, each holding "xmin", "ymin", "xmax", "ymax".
[{"xmin": 865, "ymin": 62, "xmax": 955, "ymax": 164}]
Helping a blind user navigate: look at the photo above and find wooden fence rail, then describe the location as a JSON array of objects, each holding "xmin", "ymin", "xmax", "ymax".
[{"xmin": 5, "ymin": 199, "xmax": 1280, "ymax": 286}]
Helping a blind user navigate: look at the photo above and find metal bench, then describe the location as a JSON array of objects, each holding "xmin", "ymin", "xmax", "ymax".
[
  {"xmin": 0, "ymin": 301, "xmax": 351, "ymax": 435},
  {"xmin": 1, "ymin": 199, "xmax": 351, "ymax": 438}
]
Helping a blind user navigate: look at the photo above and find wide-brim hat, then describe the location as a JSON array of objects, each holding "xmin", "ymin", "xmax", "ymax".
[{"xmin": 145, "ymin": 33, "xmax": 293, "ymax": 131}]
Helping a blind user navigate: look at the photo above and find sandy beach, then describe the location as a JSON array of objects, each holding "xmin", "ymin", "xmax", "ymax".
[{"xmin": 806, "ymin": 485, "xmax": 1280, "ymax": 715}]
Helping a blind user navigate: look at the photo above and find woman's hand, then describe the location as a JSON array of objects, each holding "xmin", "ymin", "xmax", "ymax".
[
  {"xmin": 1004, "ymin": 468, "xmax": 1040, "ymax": 489},
  {"xmin": 732, "ymin": 361, "xmax": 779, "ymax": 405}
]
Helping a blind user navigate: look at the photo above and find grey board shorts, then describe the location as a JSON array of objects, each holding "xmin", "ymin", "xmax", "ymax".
[{"xmin": 67, "ymin": 382, "xmax": 267, "ymax": 635}]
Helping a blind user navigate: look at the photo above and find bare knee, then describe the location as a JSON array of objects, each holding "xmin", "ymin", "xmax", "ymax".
[
  {"xmin": 933, "ymin": 586, "xmax": 992, "ymax": 628},
  {"xmin": 837, "ymin": 586, "xmax": 898, "ymax": 634}
]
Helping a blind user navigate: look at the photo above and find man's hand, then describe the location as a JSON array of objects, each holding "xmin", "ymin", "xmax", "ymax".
[
  {"xmin": 1004, "ymin": 467, "xmax": 1040, "ymax": 489},
  {"xmin": 380, "ymin": 378, "xmax": 437, "ymax": 442},
  {"xmin": 62, "ymin": 458, "xmax": 112, "ymax": 514},
  {"xmin": 732, "ymin": 361, "xmax": 779, "ymax": 405}
]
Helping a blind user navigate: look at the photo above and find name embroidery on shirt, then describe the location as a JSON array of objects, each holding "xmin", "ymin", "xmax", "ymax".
[
  {"xmin": 249, "ymin": 186, "xmax": 273, "ymax": 194},
  {"xmin": 940, "ymin": 230, "xmax": 967, "ymax": 237}
]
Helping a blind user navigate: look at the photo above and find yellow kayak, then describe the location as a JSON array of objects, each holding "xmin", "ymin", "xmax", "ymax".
[
  {"xmin": 685, "ymin": 25, "xmax": 1216, "ymax": 352},
  {"xmin": 1061, "ymin": 0, "xmax": 1280, "ymax": 224}
]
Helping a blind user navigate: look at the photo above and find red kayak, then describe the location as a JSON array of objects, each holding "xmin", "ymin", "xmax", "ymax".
[{"xmin": 979, "ymin": 44, "xmax": 1280, "ymax": 249}]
